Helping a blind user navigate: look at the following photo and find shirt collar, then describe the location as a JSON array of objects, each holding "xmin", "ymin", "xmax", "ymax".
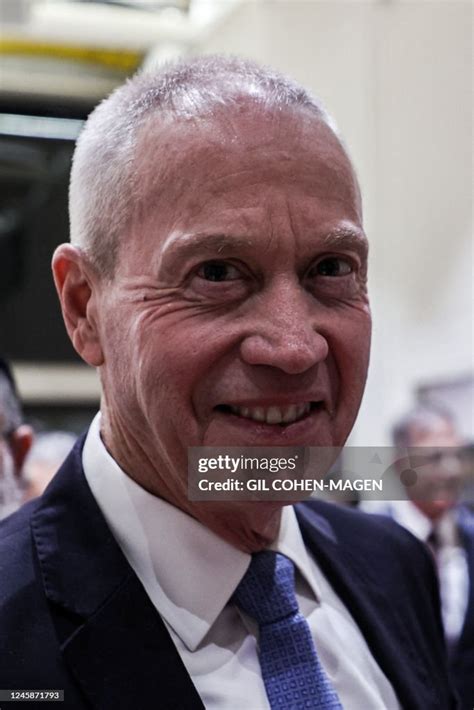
[
  {"xmin": 391, "ymin": 499, "xmax": 459, "ymax": 545},
  {"xmin": 268, "ymin": 499, "xmax": 322, "ymax": 600},
  {"xmin": 390, "ymin": 500, "xmax": 432, "ymax": 540},
  {"xmin": 82, "ymin": 413, "xmax": 321, "ymax": 651}
]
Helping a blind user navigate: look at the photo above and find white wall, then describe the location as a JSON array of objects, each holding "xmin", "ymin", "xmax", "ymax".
[{"xmin": 194, "ymin": 0, "xmax": 473, "ymax": 444}]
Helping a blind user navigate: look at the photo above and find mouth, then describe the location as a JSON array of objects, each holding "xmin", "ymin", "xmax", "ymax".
[{"xmin": 214, "ymin": 401, "xmax": 324, "ymax": 427}]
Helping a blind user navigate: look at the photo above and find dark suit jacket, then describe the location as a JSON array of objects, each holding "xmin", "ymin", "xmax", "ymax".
[
  {"xmin": 0, "ymin": 439, "xmax": 458, "ymax": 709},
  {"xmin": 449, "ymin": 507, "xmax": 474, "ymax": 709},
  {"xmin": 379, "ymin": 502, "xmax": 474, "ymax": 709}
]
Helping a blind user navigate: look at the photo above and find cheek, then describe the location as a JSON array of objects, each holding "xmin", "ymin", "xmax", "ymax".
[
  {"xmin": 328, "ymin": 312, "xmax": 371, "ymax": 396},
  {"xmin": 331, "ymin": 304, "xmax": 371, "ymax": 349},
  {"xmin": 131, "ymin": 322, "xmax": 217, "ymax": 422},
  {"xmin": 99, "ymin": 306, "xmax": 155, "ymax": 420}
]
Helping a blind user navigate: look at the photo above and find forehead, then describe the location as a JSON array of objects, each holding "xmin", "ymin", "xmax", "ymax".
[
  {"xmin": 125, "ymin": 103, "xmax": 362, "ymax": 263},
  {"xmin": 139, "ymin": 103, "xmax": 357, "ymax": 191},
  {"xmin": 409, "ymin": 419, "xmax": 461, "ymax": 446}
]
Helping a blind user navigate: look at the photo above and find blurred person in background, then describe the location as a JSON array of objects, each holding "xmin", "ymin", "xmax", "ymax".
[
  {"xmin": 0, "ymin": 357, "xmax": 33, "ymax": 519},
  {"xmin": 23, "ymin": 430, "xmax": 77, "ymax": 501},
  {"xmin": 365, "ymin": 405, "xmax": 473, "ymax": 708}
]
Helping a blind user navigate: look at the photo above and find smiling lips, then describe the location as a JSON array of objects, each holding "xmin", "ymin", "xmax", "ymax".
[{"xmin": 219, "ymin": 402, "xmax": 322, "ymax": 426}]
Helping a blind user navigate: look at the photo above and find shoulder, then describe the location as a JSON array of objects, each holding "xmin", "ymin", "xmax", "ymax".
[
  {"xmin": 0, "ymin": 498, "xmax": 40, "ymax": 565},
  {"xmin": 297, "ymin": 499, "xmax": 439, "ymax": 595},
  {"xmin": 0, "ymin": 499, "xmax": 44, "ymax": 610},
  {"xmin": 296, "ymin": 501, "xmax": 459, "ymax": 708},
  {"xmin": 0, "ymin": 436, "xmax": 86, "ymax": 610},
  {"xmin": 298, "ymin": 498, "xmax": 424, "ymax": 552},
  {"xmin": 0, "ymin": 499, "xmax": 61, "ymax": 673}
]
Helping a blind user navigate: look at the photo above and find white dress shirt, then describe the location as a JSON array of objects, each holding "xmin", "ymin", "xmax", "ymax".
[
  {"xmin": 83, "ymin": 413, "xmax": 400, "ymax": 709},
  {"xmin": 386, "ymin": 500, "xmax": 469, "ymax": 643}
]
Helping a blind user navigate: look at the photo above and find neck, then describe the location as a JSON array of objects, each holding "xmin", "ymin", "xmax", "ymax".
[{"xmin": 197, "ymin": 503, "xmax": 283, "ymax": 552}]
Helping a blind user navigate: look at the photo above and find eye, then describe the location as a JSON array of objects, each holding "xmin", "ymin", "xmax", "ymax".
[
  {"xmin": 312, "ymin": 257, "xmax": 353, "ymax": 277},
  {"xmin": 196, "ymin": 260, "xmax": 242, "ymax": 282}
]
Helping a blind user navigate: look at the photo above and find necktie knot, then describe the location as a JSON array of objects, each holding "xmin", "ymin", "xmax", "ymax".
[{"xmin": 233, "ymin": 551, "xmax": 298, "ymax": 625}]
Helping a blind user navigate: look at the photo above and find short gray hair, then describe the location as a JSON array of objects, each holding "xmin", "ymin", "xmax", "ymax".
[
  {"xmin": 69, "ymin": 55, "xmax": 335, "ymax": 276},
  {"xmin": 392, "ymin": 404, "xmax": 455, "ymax": 449}
]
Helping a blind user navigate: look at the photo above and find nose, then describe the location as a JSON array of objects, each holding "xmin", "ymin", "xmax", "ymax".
[{"xmin": 239, "ymin": 280, "xmax": 329, "ymax": 375}]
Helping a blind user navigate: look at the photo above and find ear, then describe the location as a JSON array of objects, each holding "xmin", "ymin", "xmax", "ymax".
[
  {"xmin": 52, "ymin": 244, "xmax": 104, "ymax": 366},
  {"xmin": 10, "ymin": 424, "xmax": 34, "ymax": 476}
]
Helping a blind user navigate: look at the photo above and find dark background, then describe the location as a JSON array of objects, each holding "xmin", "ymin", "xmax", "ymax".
[{"xmin": 0, "ymin": 99, "xmax": 93, "ymax": 364}]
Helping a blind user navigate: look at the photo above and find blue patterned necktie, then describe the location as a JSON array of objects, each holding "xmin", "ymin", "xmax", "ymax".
[{"xmin": 233, "ymin": 551, "xmax": 343, "ymax": 710}]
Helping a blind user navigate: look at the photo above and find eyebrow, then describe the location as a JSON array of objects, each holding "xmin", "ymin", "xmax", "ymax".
[
  {"xmin": 162, "ymin": 232, "xmax": 255, "ymax": 257},
  {"xmin": 157, "ymin": 226, "xmax": 368, "ymax": 276},
  {"xmin": 321, "ymin": 227, "xmax": 368, "ymax": 260},
  {"xmin": 157, "ymin": 233, "xmax": 255, "ymax": 276}
]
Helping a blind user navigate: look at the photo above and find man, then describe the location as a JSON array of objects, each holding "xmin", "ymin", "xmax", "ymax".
[
  {"xmin": 0, "ymin": 357, "xmax": 33, "ymax": 519},
  {"xmin": 0, "ymin": 57, "xmax": 457, "ymax": 709},
  {"xmin": 367, "ymin": 406, "xmax": 473, "ymax": 709}
]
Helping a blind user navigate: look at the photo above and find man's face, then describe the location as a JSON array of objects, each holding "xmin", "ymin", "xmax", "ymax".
[
  {"xmin": 95, "ymin": 105, "xmax": 371, "ymax": 504},
  {"xmin": 407, "ymin": 420, "xmax": 465, "ymax": 520}
]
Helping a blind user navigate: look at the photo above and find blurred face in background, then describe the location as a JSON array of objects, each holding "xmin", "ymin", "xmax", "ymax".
[
  {"xmin": 0, "ymin": 423, "xmax": 22, "ymax": 519},
  {"xmin": 0, "ymin": 389, "xmax": 33, "ymax": 518},
  {"xmin": 408, "ymin": 419, "xmax": 466, "ymax": 520},
  {"xmin": 23, "ymin": 459, "xmax": 58, "ymax": 501}
]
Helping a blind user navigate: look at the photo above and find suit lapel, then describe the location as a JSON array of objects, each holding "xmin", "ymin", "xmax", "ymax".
[
  {"xmin": 62, "ymin": 573, "xmax": 204, "ymax": 710},
  {"xmin": 295, "ymin": 503, "xmax": 441, "ymax": 710},
  {"xmin": 31, "ymin": 439, "xmax": 204, "ymax": 710},
  {"xmin": 456, "ymin": 508, "xmax": 474, "ymax": 651}
]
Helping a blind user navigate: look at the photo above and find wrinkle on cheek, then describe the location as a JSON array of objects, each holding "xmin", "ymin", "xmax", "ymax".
[
  {"xmin": 138, "ymin": 299, "xmax": 246, "ymax": 333},
  {"xmin": 343, "ymin": 295, "xmax": 371, "ymax": 313},
  {"xmin": 136, "ymin": 282, "xmax": 253, "ymax": 322},
  {"xmin": 131, "ymin": 297, "xmax": 187, "ymax": 332},
  {"xmin": 312, "ymin": 293, "xmax": 370, "ymax": 314}
]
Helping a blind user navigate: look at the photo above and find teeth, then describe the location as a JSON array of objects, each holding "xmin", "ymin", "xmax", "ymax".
[
  {"xmin": 266, "ymin": 406, "xmax": 283, "ymax": 424},
  {"xmin": 252, "ymin": 407, "xmax": 266, "ymax": 422},
  {"xmin": 228, "ymin": 402, "xmax": 313, "ymax": 425},
  {"xmin": 282, "ymin": 405, "xmax": 297, "ymax": 423},
  {"xmin": 296, "ymin": 403, "xmax": 308, "ymax": 419}
]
